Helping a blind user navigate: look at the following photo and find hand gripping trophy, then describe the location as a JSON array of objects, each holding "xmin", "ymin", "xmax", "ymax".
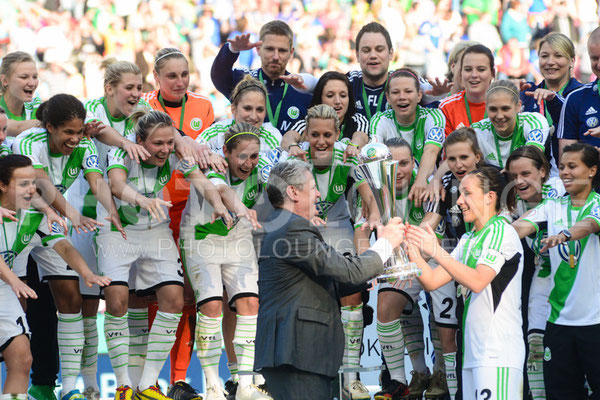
[{"xmin": 358, "ymin": 143, "xmax": 421, "ymax": 282}]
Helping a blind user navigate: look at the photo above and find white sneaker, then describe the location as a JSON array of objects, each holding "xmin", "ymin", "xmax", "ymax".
[
  {"xmin": 82, "ymin": 387, "xmax": 100, "ymax": 400},
  {"xmin": 343, "ymin": 380, "xmax": 371, "ymax": 400},
  {"xmin": 235, "ymin": 384, "xmax": 272, "ymax": 400},
  {"xmin": 205, "ymin": 385, "xmax": 227, "ymax": 400}
]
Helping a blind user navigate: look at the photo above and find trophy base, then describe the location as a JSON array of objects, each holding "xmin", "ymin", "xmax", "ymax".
[{"xmin": 377, "ymin": 262, "xmax": 421, "ymax": 283}]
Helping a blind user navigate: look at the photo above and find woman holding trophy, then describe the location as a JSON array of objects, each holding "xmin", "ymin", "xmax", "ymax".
[{"xmin": 405, "ymin": 166, "xmax": 525, "ymax": 399}]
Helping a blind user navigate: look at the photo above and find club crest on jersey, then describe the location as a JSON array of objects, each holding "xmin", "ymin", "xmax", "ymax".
[
  {"xmin": 21, "ymin": 233, "xmax": 32, "ymax": 245},
  {"xmin": 557, "ymin": 241, "xmax": 581, "ymax": 265},
  {"xmin": 428, "ymin": 127, "xmax": 444, "ymax": 143},
  {"xmin": 287, "ymin": 106, "xmax": 300, "ymax": 120},
  {"xmin": 333, "ymin": 184, "xmax": 345, "ymax": 195},
  {"xmin": 245, "ymin": 188, "xmax": 258, "ymax": 201},
  {"xmin": 158, "ymin": 173, "xmax": 169, "ymax": 186},
  {"xmin": 415, "ymin": 140, "xmax": 423, "ymax": 150},
  {"xmin": 67, "ymin": 167, "xmax": 79, "ymax": 178},
  {"xmin": 85, "ymin": 155, "xmax": 99, "ymax": 169},
  {"xmin": 411, "ymin": 209, "xmax": 424, "ymax": 221},
  {"xmin": 528, "ymin": 129, "xmax": 543, "ymax": 143},
  {"xmin": 544, "ymin": 347, "xmax": 551, "ymax": 361},
  {"xmin": 591, "ymin": 205, "xmax": 600, "ymax": 219},
  {"xmin": 587, "ymin": 117, "xmax": 599, "ymax": 128},
  {"xmin": 190, "ymin": 118, "xmax": 203, "ymax": 131}
]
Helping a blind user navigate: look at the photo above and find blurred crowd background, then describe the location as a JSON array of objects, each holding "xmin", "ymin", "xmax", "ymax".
[{"xmin": 2, "ymin": 0, "xmax": 599, "ymax": 120}]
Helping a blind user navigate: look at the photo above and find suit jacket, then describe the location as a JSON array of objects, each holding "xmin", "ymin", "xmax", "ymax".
[{"xmin": 254, "ymin": 208, "xmax": 384, "ymax": 377}]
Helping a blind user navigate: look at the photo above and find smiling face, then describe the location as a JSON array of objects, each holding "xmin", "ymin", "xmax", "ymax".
[
  {"xmin": 47, "ymin": 118, "xmax": 85, "ymax": 155},
  {"xmin": 321, "ymin": 79, "xmax": 349, "ymax": 122},
  {"xmin": 154, "ymin": 57, "xmax": 190, "ymax": 102},
  {"xmin": 390, "ymin": 145, "xmax": 414, "ymax": 191},
  {"xmin": 1, "ymin": 61, "xmax": 38, "ymax": 104},
  {"xmin": 461, "ymin": 53, "xmax": 494, "ymax": 98},
  {"xmin": 307, "ymin": 118, "xmax": 337, "ymax": 167},
  {"xmin": 446, "ymin": 141, "xmax": 481, "ymax": 181},
  {"xmin": 386, "ymin": 76, "xmax": 422, "ymax": 124},
  {"xmin": 357, "ymin": 32, "xmax": 393, "ymax": 84},
  {"xmin": 0, "ymin": 165, "xmax": 36, "ymax": 211},
  {"xmin": 231, "ymin": 91, "xmax": 266, "ymax": 127},
  {"xmin": 538, "ymin": 41, "xmax": 573, "ymax": 85},
  {"xmin": 138, "ymin": 126, "xmax": 175, "ymax": 166},
  {"xmin": 258, "ymin": 34, "xmax": 293, "ymax": 79},
  {"xmin": 508, "ymin": 157, "xmax": 546, "ymax": 202},
  {"xmin": 224, "ymin": 138, "xmax": 260, "ymax": 180},
  {"xmin": 106, "ymin": 72, "xmax": 143, "ymax": 118},
  {"xmin": 457, "ymin": 174, "xmax": 493, "ymax": 224},
  {"xmin": 559, "ymin": 150, "xmax": 596, "ymax": 196},
  {"xmin": 486, "ymin": 91, "xmax": 520, "ymax": 137}
]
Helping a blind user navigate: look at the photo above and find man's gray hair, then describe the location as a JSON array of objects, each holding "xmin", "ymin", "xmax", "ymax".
[{"xmin": 266, "ymin": 160, "xmax": 311, "ymax": 208}]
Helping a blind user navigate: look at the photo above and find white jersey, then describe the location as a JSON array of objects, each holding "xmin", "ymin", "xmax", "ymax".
[
  {"xmin": 451, "ymin": 215, "xmax": 525, "ymax": 369},
  {"xmin": 197, "ymin": 118, "xmax": 282, "ymax": 157},
  {"xmin": 277, "ymin": 141, "xmax": 360, "ymax": 223},
  {"xmin": 103, "ymin": 148, "xmax": 196, "ymax": 231},
  {"xmin": 180, "ymin": 158, "xmax": 268, "ymax": 240},
  {"xmin": 13, "ymin": 128, "xmax": 102, "ymax": 194},
  {"xmin": 472, "ymin": 112, "xmax": 549, "ymax": 169},
  {"xmin": 0, "ymin": 95, "xmax": 41, "ymax": 122},
  {"xmin": 523, "ymin": 191, "xmax": 600, "ymax": 326},
  {"xmin": 0, "ymin": 143, "xmax": 10, "ymax": 158},
  {"xmin": 369, "ymin": 106, "xmax": 445, "ymax": 163}
]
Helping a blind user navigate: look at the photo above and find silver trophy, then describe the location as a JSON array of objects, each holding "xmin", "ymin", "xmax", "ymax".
[{"xmin": 358, "ymin": 143, "xmax": 421, "ymax": 282}]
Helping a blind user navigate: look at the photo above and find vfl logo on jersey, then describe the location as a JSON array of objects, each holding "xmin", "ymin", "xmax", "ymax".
[
  {"xmin": 287, "ymin": 106, "xmax": 300, "ymax": 120},
  {"xmin": 415, "ymin": 140, "xmax": 423, "ymax": 150},
  {"xmin": 1, "ymin": 250, "xmax": 17, "ymax": 267},
  {"xmin": 332, "ymin": 184, "xmax": 345, "ymax": 195},
  {"xmin": 67, "ymin": 167, "xmax": 79, "ymax": 178},
  {"xmin": 587, "ymin": 117, "xmax": 599, "ymax": 128},
  {"xmin": 190, "ymin": 118, "xmax": 203, "ymax": 131},
  {"xmin": 158, "ymin": 173, "xmax": 169, "ymax": 186},
  {"xmin": 557, "ymin": 240, "xmax": 581, "ymax": 265},
  {"xmin": 528, "ymin": 129, "xmax": 544, "ymax": 144},
  {"xmin": 21, "ymin": 233, "xmax": 32, "ymax": 245},
  {"xmin": 411, "ymin": 209, "xmax": 424, "ymax": 221},
  {"xmin": 85, "ymin": 155, "xmax": 99, "ymax": 169},
  {"xmin": 245, "ymin": 188, "xmax": 258, "ymax": 201},
  {"xmin": 428, "ymin": 127, "xmax": 444, "ymax": 143}
]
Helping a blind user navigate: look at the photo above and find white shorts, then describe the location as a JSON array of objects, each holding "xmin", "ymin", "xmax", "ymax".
[
  {"xmin": 429, "ymin": 279, "xmax": 459, "ymax": 327},
  {"xmin": 72, "ymin": 230, "xmax": 101, "ymax": 298},
  {"xmin": 462, "ymin": 366, "xmax": 523, "ymax": 400},
  {"xmin": 181, "ymin": 225, "xmax": 258, "ymax": 309},
  {"xmin": 528, "ymin": 274, "xmax": 552, "ymax": 334},
  {"xmin": 317, "ymin": 221, "xmax": 355, "ymax": 256},
  {"xmin": 0, "ymin": 284, "xmax": 29, "ymax": 355},
  {"xmin": 31, "ymin": 238, "xmax": 77, "ymax": 280},
  {"xmin": 96, "ymin": 225, "xmax": 183, "ymax": 295}
]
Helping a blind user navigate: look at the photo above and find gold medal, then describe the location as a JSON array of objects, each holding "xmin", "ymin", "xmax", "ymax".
[{"xmin": 569, "ymin": 253, "xmax": 575, "ymax": 268}]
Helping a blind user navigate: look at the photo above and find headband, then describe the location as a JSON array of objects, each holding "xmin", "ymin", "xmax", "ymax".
[
  {"xmin": 487, "ymin": 85, "xmax": 518, "ymax": 98},
  {"xmin": 155, "ymin": 51, "xmax": 185, "ymax": 64},
  {"xmin": 231, "ymin": 83, "xmax": 266, "ymax": 103},
  {"xmin": 225, "ymin": 132, "xmax": 260, "ymax": 144},
  {"xmin": 391, "ymin": 69, "xmax": 419, "ymax": 81}
]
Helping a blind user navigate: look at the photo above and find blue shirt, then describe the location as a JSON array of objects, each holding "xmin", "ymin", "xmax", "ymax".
[
  {"xmin": 211, "ymin": 43, "xmax": 312, "ymax": 133},
  {"xmin": 521, "ymin": 77, "xmax": 581, "ymax": 159},
  {"xmin": 557, "ymin": 79, "xmax": 600, "ymax": 147}
]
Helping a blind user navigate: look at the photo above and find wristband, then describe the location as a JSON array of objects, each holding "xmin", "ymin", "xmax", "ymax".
[
  {"xmin": 289, "ymin": 143, "xmax": 300, "ymax": 149},
  {"xmin": 348, "ymin": 142, "xmax": 359, "ymax": 148}
]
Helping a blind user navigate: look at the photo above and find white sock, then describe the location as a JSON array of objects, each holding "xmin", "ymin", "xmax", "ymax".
[
  {"xmin": 227, "ymin": 362, "xmax": 239, "ymax": 383},
  {"xmin": 233, "ymin": 314, "xmax": 257, "ymax": 387},
  {"xmin": 1, "ymin": 394, "xmax": 27, "ymax": 399},
  {"xmin": 81, "ymin": 316, "xmax": 99, "ymax": 391},
  {"xmin": 104, "ymin": 312, "xmax": 131, "ymax": 388},
  {"xmin": 138, "ymin": 311, "xmax": 180, "ymax": 390},
  {"xmin": 444, "ymin": 352, "xmax": 458, "ymax": 399},
  {"xmin": 253, "ymin": 374, "xmax": 265, "ymax": 385},
  {"xmin": 527, "ymin": 333, "xmax": 545, "ymax": 400},
  {"xmin": 400, "ymin": 310, "xmax": 427, "ymax": 373},
  {"xmin": 196, "ymin": 312, "xmax": 223, "ymax": 388},
  {"xmin": 341, "ymin": 305, "xmax": 363, "ymax": 382},
  {"xmin": 57, "ymin": 312, "xmax": 84, "ymax": 394},
  {"xmin": 377, "ymin": 319, "xmax": 406, "ymax": 384},
  {"xmin": 127, "ymin": 308, "xmax": 149, "ymax": 389}
]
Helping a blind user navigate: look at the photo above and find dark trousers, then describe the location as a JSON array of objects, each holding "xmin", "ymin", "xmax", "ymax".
[
  {"xmin": 26, "ymin": 256, "xmax": 59, "ymax": 386},
  {"xmin": 544, "ymin": 322, "xmax": 600, "ymax": 400},
  {"xmin": 261, "ymin": 365, "xmax": 332, "ymax": 400}
]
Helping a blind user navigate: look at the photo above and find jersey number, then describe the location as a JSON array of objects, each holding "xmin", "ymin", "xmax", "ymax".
[
  {"xmin": 475, "ymin": 389, "xmax": 492, "ymax": 400},
  {"xmin": 440, "ymin": 297, "xmax": 454, "ymax": 319}
]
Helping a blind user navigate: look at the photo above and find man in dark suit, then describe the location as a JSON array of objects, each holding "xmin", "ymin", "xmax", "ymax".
[{"xmin": 254, "ymin": 160, "xmax": 405, "ymax": 399}]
